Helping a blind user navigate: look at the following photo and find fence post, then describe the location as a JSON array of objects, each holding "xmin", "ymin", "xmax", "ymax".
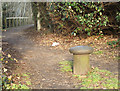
[
  {"xmin": 4, "ymin": 18, "xmax": 7, "ymax": 29},
  {"xmin": 12, "ymin": 19, "xmax": 14, "ymax": 27},
  {"xmin": 27, "ymin": 18, "xmax": 28, "ymax": 25},
  {"xmin": 8, "ymin": 19, "xmax": 11, "ymax": 28},
  {"xmin": 22, "ymin": 19, "xmax": 23, "ymax": 26},
  {"xmin": 20, "ymin": 18, "xmax": 22, "ymax": 26},
  {"xmin": 16, "ymin": 18, "xmax": 18, "ymax": 26}
]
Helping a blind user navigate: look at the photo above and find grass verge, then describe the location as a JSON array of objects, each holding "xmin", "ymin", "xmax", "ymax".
[{"xmin": 59, "ymin": 60, "xmax": 118, "ymax": 89}]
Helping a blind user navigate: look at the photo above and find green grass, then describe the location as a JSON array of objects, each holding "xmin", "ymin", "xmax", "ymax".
[
  {"xmin": 115, "ymin": 56, "xmax": 120, "ymax": 60},
  {"xmin": 59, "ymin": 60, "xmax": 73, "ymax": 72},
  {"xmin": 93, "ymin": 50, "xmax": 103, "ymax": 55},
  {"xmin": 59, "ymin": 60, "xmax": 118, "ymax": 89}
]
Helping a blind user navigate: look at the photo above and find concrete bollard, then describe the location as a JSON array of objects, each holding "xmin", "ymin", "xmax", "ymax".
[{"xmin": 69, "ymin": 46, "xmax": 93, "ymax": 75}]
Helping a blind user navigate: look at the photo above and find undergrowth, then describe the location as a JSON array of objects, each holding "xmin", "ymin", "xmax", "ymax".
[
  {"xmin": 107, "ymin": 39, "xmax": 120, "ymax": 48},
  {"xmin": 1, "ymin": 52, "xmax": 31, "ymax": 90}
]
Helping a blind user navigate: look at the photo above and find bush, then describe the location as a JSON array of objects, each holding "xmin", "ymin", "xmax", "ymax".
[
  {"xmin": 107, "ymin": 39, "xmax": 120, "ymax": 48},
  {"xmin": 50, "ymin": 2, "xmax": 109, "ymax": 36}
]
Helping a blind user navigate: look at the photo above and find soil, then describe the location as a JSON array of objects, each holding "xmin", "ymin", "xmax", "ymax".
[{"xmin": 2, "ymin": 24, "xmax": 119, "ymax": 89}]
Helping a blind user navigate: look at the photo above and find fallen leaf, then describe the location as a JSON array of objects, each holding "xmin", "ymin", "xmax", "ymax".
[
  {"xmin": 91, "ymin": 66, "xmax": 94, "ymax": 69},
  {"xmin": 79, "ymin": 75, "xmax": 87, "ymax": 78},
  {"xmin": 1, "ymin": 58, "xmax": 3, "ymax": 61},
  {"xmin": 3, "ymin": 68, "xmax": 7, "ymax": 72},
  {"xmin": 14, "ymin": 58, "xmax": 18, "ymax": 62},
  {"xmin": 17, "ymin": 77, "xmax": 20, "ymax": 80},
  {"xmin": 8, "ymin": 75, "xmax": 12, "ymax": 81},
  {"xmin": 5, "ymin": 61, "xmax": 8, "ymax": 63},
  {"xmin": 8, "ymin": 54, "xmax": 11, "ymax": 58}
]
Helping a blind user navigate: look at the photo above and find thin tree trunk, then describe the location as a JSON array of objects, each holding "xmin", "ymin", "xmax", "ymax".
[
  {"xmin": 0, "ymin": 2, "xmax": 2, "ymax": 30},
  {"xmin": 0, "ymin": 2, "xmax": 2, "ymax": 84},
  {"xmin": 37, "ymin": 3, "xmax": 41, "ymax": 31},
  {"xmin": 31, "ymin": 2, "xmax": 37, "ymax": 30}
]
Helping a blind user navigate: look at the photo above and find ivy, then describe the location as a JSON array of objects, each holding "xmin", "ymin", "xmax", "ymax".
[
  {"xmin": 116, "ymin": 12, "xmax": 120, "ymax": 22},
  {"xmin": 107, "ymin": 39, "xmax": 120, "ymax": 48},
  {"xmin": 50, "ymin": 2, "xmax": 109, "ymax": 36}
]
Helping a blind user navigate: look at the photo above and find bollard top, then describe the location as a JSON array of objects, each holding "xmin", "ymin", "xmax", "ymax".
[{"xmin": 69, "ymin": 46, "xmax": 93, "ymax": 55}]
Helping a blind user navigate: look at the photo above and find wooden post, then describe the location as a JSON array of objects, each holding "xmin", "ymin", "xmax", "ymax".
[
  {"xmin": 4, "ymin": 18, "xmax": 7, "ymax": 29},
  {"xmin": 28, "ymin": 18, "xmax": 30, "ymax": 24},
  {"xmin": 26, "ymin": 18, "xmax": 28, "ymax": 25},
  {"xmin": 24, "ymin": 19, "xmax": 25, "ymax": 25},
  {"xmin": 14, "ymin": 19, "xmax": 16, "ymax": 27},
  {"xmin": 22, "ymin": 18, "xmax": 24, "ymax": 25},
  {"xmin": 18, "ymin": 19, "xmax": 19, "ymax": 26},
  {"xmin": 19, "ymin": 19, "xmax": 21, "ymax": 26},
  {"xmin": 12, "ymin": 19, "xmax": 14, "ymax": 27},
  {"xmin": 8, "ymin": 19, "xmax": 11, "ymax": 28},
  {"xmin": 16, "ymin": 18, "xmax": 18, "ymax": 26},
  {"xmin": 20, "ymin": 19, "xmax": 22, "ymax": 26}
]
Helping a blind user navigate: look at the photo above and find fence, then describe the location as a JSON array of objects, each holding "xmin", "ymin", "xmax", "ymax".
[{"xmin": 3, "ymin": 17, "xmax": 33, "ymax": 29}]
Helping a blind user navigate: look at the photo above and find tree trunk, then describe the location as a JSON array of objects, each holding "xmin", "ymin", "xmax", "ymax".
[
  {"xmin": 37, "ymin": 3, "xmax": 41, "ymax": 31},
  {"xmin": 31, "ymin": 2, "xmax": 42, "ymax": 31},
  {"xmin": 31, "ymin": 2, "xmax": 53, "ymax": 32},
  {"xmin": 0, "ymin": 2, "xmax": 2, "ymax": 30},
  {"xmin": 31, "ymin": 2, "xmax": 37, "ymax": 30}
]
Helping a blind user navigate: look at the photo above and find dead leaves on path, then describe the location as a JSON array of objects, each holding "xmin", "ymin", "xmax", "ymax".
[
  {"xmin": 36, "ymin": 33, "xmax": 118, "ymax": 52},
  {"xmin": 24, "ymin": 28, "xmax": 119, "ymax": 62}
]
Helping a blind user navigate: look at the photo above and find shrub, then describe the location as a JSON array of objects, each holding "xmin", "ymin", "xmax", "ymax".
[{"xmin": 50, "ymin": 2, "xmax": 109, "ymax": 36}]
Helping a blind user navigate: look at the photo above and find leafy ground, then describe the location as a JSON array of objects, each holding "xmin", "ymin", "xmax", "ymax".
[
  {"xmin": 1, "ymin": 25, "xmax": 119, "ymax": 89},
  {"xmin": 24, "ymin": 27, "xmax": 119, "ymax": 74},
  {"xmin": 2, "ymin": 42, "xmax": 31, "ymax": 90}
]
